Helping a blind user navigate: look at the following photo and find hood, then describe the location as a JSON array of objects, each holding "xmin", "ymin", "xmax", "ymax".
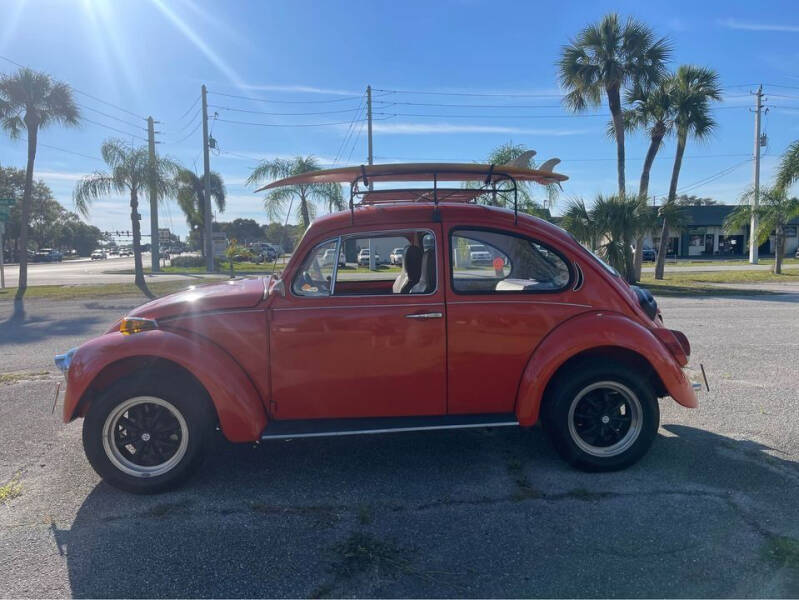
[{"xmin": 127, "ymin": 277, "xmax": 269, "ymax": 320}]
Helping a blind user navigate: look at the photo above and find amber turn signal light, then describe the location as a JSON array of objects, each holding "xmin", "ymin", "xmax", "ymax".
[{"xmin": 120, "ymin": 317, "xmax": 158, "ymax": 335}]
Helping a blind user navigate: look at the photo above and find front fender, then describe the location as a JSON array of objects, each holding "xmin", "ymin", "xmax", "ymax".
[
  {"xmin": 515, "ymin": 311, "xmax": 698, "ymax": 426},
  {"xmin": 63, "ymin": 329, "xmax": 267, "ymax": 443}
]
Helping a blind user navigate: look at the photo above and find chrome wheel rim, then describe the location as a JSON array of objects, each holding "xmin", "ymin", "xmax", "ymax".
[
  {"xmin": 102, "ymin": 396, "xmax": 189, "ymax": 478},
  {"xmin": 567, "ymin": 381, "xmax": 642, "ymax": 458}
]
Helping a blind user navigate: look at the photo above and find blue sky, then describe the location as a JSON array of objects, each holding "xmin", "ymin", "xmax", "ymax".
[{"xmin": 1, "ymin": 0, "xmax": 798, "ymax": 238}]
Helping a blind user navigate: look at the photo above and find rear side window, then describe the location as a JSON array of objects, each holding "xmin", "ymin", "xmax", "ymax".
[{"xmin": 450, "ymin": 229, "xmax": 571, "ymax": 294}]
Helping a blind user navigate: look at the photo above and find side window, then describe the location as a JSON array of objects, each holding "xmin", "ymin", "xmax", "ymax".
[
  {"xmin": 334, "ymin": 231, "xmax": 436, "ymax": 296},
  {"xmin": 450, "ymin": 229, "xmax": 570, "ymax": 293},
  {"xmin": 292, "ymin": 239, "xmax": 338, "ymax": 297}
]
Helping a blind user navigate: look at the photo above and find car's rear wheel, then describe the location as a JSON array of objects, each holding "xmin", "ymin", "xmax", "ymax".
[
  {"xmin": 542, "ymin": 364, "xmax": 659, "ymax": 471},
  {"xmin": 82, "ymin": 374, "xmax": 214, "ymax": 493}
]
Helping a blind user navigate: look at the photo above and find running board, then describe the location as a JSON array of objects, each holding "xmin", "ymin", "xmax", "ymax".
[{"xmin": 260, "ymin": 413, "xmax": 519, "ymax": 440}]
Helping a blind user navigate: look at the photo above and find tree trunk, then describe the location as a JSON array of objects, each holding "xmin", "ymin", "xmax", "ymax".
[
  {"xmin": 299, "ymin": 193, "xmax": 311, "ymax": 230},
  {"xmin": 634, "ymin": 128, "xmax": 665, "ymax": 281},
  {"xmin": 16, "ymin": 121, "xmax": 38, "ymax": 299},
  {"xmin": 655, "ymin": 132, "xmax": 687, "ymax": 280},
  {"xmin": 607, "ymin": 84, "xmax": 625, "ymax": 197},
  {"xmin": 774, "ymin": 223, "xmax": 784, "ymax": 275},
  {"xmin": 130, "ymin": 188, "xmax": 152, "ymax": 297}
]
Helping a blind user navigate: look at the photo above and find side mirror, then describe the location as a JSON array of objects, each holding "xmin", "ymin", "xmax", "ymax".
[{"xmin": 269, "ymin": 279, "xmax": 286, "ymax": 298}]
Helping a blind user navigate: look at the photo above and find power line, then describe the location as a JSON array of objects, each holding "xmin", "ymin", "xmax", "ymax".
[
  {"xmin": 176, "ymin": 95, "xmax": 201, "ymax": 121},
  {"xmin": 374, "ymin": 111, "xmax": 606, "ymax": 119},
  {"xmin": 76, "ymin": 103, "xmax": 147, "ymax": 131},
  {"xmin": 13, "ymin": 137, "xmax": 104, "ymax": 162},
  {"xmin": 0, "ymin": 53, "xmax": 148, "ymax": 121},
  {"xmin": 215, "ymin": 116, "xmax": 389, "ymax": 128},
  {"xmin": 333, "ymin": 97, "xmax": 366, "ymax": 165},
  {"xmin": 208, "ymin": 90, "xmax": 364, "ymax": 104},
  {"xmin": 81, "ymin": 116, "xmax": 149, "ymax": 141},
  {"xmin": 375, "ymin": 87, "xmax": 564, "ymax": 98},
  {"xmin": 167, "ymin": 121, "xmax": 202, "ymax": 145},
  {"xmin": 345, "ymin": 120, "xmax": 366, "ymax": 164},
  {"xmin": 209, "ymin": 104, "xmax": 366, "ymax": 116}
]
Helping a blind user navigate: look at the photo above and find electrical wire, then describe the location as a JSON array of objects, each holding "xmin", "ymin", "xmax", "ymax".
[
  {"xmin": 374, "ymin": 87, "xmax": 564, "ymax": 98},
  {"xmin": 333, "ymin": 97, "xmax": 366, "ymax": 165},
  {"xmin": 81, "ymin": 116, "xmax": 149, "ymax": 141},
  {"xmin": 208, "ymin": 90, "xmax": 364, "ymax": 104},
  {"xmin": 374, "ymin": 111, "xmax": 606, "ymax": 119},
  {"xmin": 215, "ymin": 116, "xmax": 388, "ymax": 128},
  {"xmin": 208, "ymin": 104, "xmax": 366, "ymax": 116},
  {"xmin": 176, "ymin": 95, "xmax": 201, "ymax": 121},
  {"xmin": 76, "ymin": 103, "xmax": 147, "ymax": 131},
  {"xmin": 168, "ymin": 121, "xmax": 202, "ymax": 145}
]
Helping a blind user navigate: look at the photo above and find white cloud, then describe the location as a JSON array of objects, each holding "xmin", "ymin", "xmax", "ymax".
[
  {"xmin": 36, "ymin": 170, "xmax": 88, "ymax": 182},
  {"xmin": 718, "ymin": 18, "xmax": 799, "ymax": 33},
  {"xmin": 370, "ymin": 122, "xmax": 591, "ymax": 136}
]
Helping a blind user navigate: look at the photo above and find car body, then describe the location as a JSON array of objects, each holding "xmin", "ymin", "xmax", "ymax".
[
  {"xmin": 56, "ymin": 162, "xmax": 700, "ymax": 493},
  {"xmin": 119, "ymin": 248, "xmax": 132, "ymax": 257},
  {"xmin": 357, "ymin": 248, "xmax": 381, "ymax": 266},
  {"xmin": 389, "ymin": 247, "xmax": 405, "ymax": 265},
  {"xmin": 33, "ymin": 248, "xmax": 63, "ymax": 263},
  {"xmin": 90, "ymin": 250, "xmax": 107, "ymax": 260}
]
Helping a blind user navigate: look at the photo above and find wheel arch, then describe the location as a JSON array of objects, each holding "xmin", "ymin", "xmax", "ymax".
[
  {"xmin": 515, "ymin": 311, "xmax": 697, "ymax": 426},
  {"xmin": 64, "ymin": 330, "xmax": 268, "ymax": 442}
]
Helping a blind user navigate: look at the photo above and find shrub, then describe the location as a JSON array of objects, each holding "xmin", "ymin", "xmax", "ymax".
[{"xmin": 170, "ymin": 255, "xmax": 205, "ymax": 268}]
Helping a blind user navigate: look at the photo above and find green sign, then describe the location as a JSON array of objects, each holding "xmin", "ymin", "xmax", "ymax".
[{"xmin": 0, "ymin": 198, "xmax": 14, "ymax": 206}]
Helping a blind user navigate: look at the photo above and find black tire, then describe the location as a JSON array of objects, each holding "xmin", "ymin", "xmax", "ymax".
[
  {"xmin": 541, "ymin": 362, "xmax": 659, "ymax": 472},
  {"xmin": 82, "ymin": 372, "xmax": 215, "ymax": 494}
]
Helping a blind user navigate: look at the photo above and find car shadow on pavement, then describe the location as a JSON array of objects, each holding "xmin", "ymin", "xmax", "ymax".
[
  {"xmin": 0, "ymin": 299, "xmax": 102, "ymax": 344},
  {"xmin": 56, "ymin": 425, "xmax": 799, "ymax": 598}
]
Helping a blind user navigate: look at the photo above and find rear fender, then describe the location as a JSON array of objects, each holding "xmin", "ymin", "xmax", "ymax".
[
  {"xmin": 515, "ymin": 311, "xmax": 697, "ymax": 426},
  {"xmin": 64, "ymin": 329, "xmax": 267, "ymax": 442}
]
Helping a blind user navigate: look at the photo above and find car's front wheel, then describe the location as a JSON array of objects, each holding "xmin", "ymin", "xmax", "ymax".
[
  {"xmin": 542, "ymin": 364, "xmax": 659, "ymax": 472},
  {"xmin": 82, "ymin": 375, "xmax": 214, "ymax": 493}
]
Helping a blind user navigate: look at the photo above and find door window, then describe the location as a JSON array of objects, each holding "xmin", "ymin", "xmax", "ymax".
[
  {"xmin": 450, "ymin": 229, "xmax": 570, "ymax": 293},
  {"xmin": 291, "ymin": 239, "xmax": 338, "ymax": 297}
]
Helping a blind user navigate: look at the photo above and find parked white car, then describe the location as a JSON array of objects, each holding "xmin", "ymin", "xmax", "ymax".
[
  {"xmin": 468, "ymin": 244, "xmax": 492, "ymax": 265},
  {"xmin": 389, "ymin": 247, "xmax": 405, "ymax": 265},
  {"xmin": 322, "ymin": 248, "xmax": 346, "ymax": 267},
  {"xmin": 357, "ymin": 248, "xmax": 381, "ymax": 266},
  {"xmin": 90, "ymin": 250, "xmax": 107, "ymax": 260}
]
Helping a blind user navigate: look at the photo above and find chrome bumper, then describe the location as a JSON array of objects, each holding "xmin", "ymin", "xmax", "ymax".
[
  {"xmin": 54, "ymin": 347, "xmax": 77, "ymax": 379},
  {"xmin": 684, "ymin": 363, "xmax": 710, "ymax": 393}
]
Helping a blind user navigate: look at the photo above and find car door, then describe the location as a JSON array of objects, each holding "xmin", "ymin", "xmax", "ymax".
[
  {"xmin": 268, "ymin": 226, "xmax": 446, "ymax": 420},
  {"xmin": 445, "ymin": 225, "xmax": 583, "ymax": 415}
]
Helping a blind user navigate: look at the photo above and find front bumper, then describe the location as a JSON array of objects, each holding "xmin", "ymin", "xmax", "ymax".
[
  {"xmin": 54, "ymin": 347, "xmax": 78, "ymax": 379},
  {"xmin": 684, "ymin": 363, "xmax": 710, "ymax": 394}
]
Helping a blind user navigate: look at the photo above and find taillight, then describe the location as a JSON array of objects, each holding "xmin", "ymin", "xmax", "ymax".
[{"xmin": 653, "ymin": 328, "xmax": 690, "ymax": 366}]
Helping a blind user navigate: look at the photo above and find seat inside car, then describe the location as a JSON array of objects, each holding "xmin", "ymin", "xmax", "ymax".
[
  {"xmin": 411, "ymin": 248, "xmax": 435, "ymax": 294},
  {"xmin": 392, "ymin": 245, "xmax": 423, "ymax": 294}
]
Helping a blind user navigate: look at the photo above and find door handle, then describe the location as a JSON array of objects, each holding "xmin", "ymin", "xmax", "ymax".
[{"xmin": 405, "ymin": 312, "xmax": 443, "ymax": 319}]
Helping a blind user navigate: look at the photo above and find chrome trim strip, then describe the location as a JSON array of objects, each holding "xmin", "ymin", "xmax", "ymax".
[
  {"xmin": 405, "ymin": 312, "xmax": 443, "ymax": 319},
  {"xmin": 273, "ymin": 302, "xmax": 444, "ymax": 312},
  {"xmin": 447, "ymin": 300, "xmax": 591, "ymax": 308},
  {"xmin": 261, "ymin": 420, "xmax": 519, "ymax": 440}
]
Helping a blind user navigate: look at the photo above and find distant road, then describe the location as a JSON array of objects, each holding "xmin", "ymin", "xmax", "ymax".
[{"xmin": 1, "ymin": 254, "xmax": 216, "ymax": 287}]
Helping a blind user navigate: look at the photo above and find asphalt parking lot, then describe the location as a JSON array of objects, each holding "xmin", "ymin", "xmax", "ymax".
[{"xmin": 1, "ymin": 293, "xmax": 799, "ymax": 597}]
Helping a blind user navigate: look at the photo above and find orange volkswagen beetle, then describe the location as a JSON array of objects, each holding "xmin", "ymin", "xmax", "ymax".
[{"xmin": 56, "ymin": 162, "xmax": 701, "ymax": 493}]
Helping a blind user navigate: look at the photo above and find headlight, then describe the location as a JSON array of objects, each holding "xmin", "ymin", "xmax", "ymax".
[
  {"xmin": 120, "ymin": 317, "xmax": 159, "ymax": 335},
  {"xmin": 54, "ymin": 347, "xmax": 77, "ymax": 376}
]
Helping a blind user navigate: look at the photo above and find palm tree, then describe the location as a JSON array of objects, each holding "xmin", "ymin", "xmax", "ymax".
[
  {"xmin": 561, "ymin": 194, "xmax": 648, "ymax": 283},
  {"xmin": 247, "ymin": 156, "xmax": 343, "ymax": 229},
  {"xmin": 174, "ymin": 169, "xmax": 226, "ymax": 256},
  {"xmin": 0, "ymin": 68, "xmax": 79, "ymax": 299},
  {"xmin": 74, "ymin": 139, "xmax": 180, "ymax": 296},
  {"xmin": 724, "ymin": 186, "xmax": 799, "ymax": 274},
  {"xmin": 654, "ymin": 65, "xmax": 721, "ymax": 279},
  {"xmin": 561, "ymin": 198, "xmax": 600, "ymax": 252},
  {"xmin": 558, "ymin": 13, "xmax": 670, "ymax": 197},
  {"xmin": 620, "ymin": 81, "xmax": 675, "ymax": 280},
  {"xmin": 776, "ymin": 140, "xmax": 799, "ymax": 192}
]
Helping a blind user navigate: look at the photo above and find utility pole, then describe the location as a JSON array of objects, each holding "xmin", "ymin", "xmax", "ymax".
[
  {"xmin": 201, "ymin": 84, "xmax": 214, "ymax": 272},
  {"xmin": 147, "ymin": 116, "xmax": 160, "ymax": 273},
  {"xmin": 0, "ymin": 222, "xmax": 5, "ymax": 289},
  {"xmin": 366, "ymin": 84, "xmax": 375, "ymax": 270},
  {"xmin": 749, "ymin": 84, "xmax": 764, "ymax": 264}
]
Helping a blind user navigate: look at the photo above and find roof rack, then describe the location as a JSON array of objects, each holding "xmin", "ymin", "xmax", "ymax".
[{"xmin": 256, "ymin": 162, "xmax": 567, "ymax": 226}]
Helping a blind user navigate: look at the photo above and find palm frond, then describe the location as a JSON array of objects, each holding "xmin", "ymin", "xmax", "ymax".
[
  {"xmin": 73, "ymin": 172, "xmax": 114, "ymax": 217},
  {"xmin": 776, "ymin": 140, "xmax": 799, "ymax": 192}
]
